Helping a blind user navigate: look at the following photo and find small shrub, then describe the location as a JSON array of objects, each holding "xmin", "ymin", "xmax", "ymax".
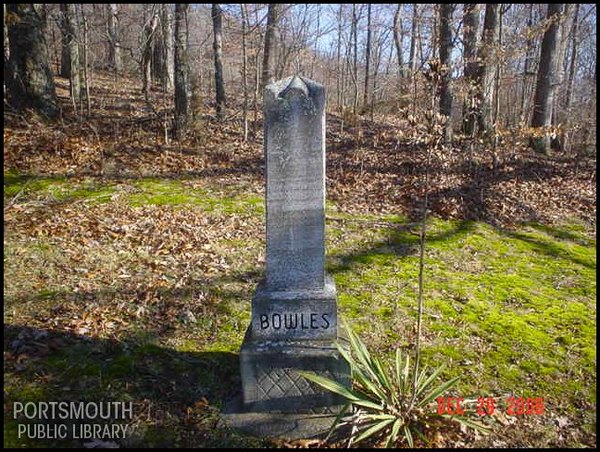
[{"xmin": 301, "ymin": 319, "xmax": 490, "ymax": 447}]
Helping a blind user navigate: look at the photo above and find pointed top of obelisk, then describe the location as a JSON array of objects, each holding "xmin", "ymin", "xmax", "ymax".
[
  {"xmin": 279, "ymin": 75, "xmax": 309, "ymax": 99},
  {"xmin": 265, "ymin": 75, "xmax": 324, "ymax": 101}
]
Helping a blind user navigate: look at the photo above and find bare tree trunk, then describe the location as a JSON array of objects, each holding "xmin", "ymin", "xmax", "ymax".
[
  {"xmin": 142, "ymin": 9, "xmax": 158, "ymax": 99},
  {"xmin": 431, "ymin": 4, "xmax": 439, "ymax": 60},
  {"xmin": 153, "ymin": 5, "xmax": 172, "ymax": 142},
  {"xmin": 241, "ymin": 4, "xmax": 249, "ymax": 141},
  {"xmin": 212, "ymin": 3, "xmax": 226, "ymax": 119},
  {"xmin": 351, "ymin": 3, "xmax": 359, "ymax": 115},
  {"xmin": 520, "ymin": 3, "xmax": 536, "ymax": 123},
  {"xmin": 152, "ymin": 14, "xmax": 165, "ymax": 87},
  {"xmin": 59, "ymin": 4, "xmax": 81, "ymax": 108},
  {"xmin": 531, "ymin": 4, "xmax": 564, "ymax": 154},
  {"xmin": 253, "ymin": 9, "xmax": 262, "ymax": 136},
  {"xmin": 371, "ymin": 29, "xmax": 384, "ymax": 121},
  {"xmin": 408, "ymin": 4, "xmax": 418, "ymax": 75},
  {"xmin": 262, "ymin": 4, "xmax": 281, "ymax": 89},
  {"xmin": 336, "ymin": 4, "xmax": 343, "ymax": 109},
  {"xmin": 80, "ymin": 4, "xmax": 91, "ymax": 117},
  {"xmin": 553, "ymin": 4, "xmax": 574, "ymax": 126},
  {"xmin": 6, "ymin": 3, "xmax": 59, "ymax": 118},
  {"xmin": 174, "ymin": 3, "xmax": 189, "ymax": 139},
  {"xmin": 310, "ymin": 4, "xmax": 320, "ymax": 80},
  {"xmin": 393, "ymin": 5, "xmax": 405, "ymax": 78},
  {"xmin": 409, "ymin": 4, "xmax": 419, "ymax": 116},
  {"xmin": 107, "ymin": 4, "xmax": 120, "ymax": 76},
  {"xmin": 493, "ymin": 6, "xmax": 505, "ymax": 147},
  {"xmin": 565, "ymin": 3, "xmax": 579, "ymax": 110},
  {"xmin": 4, "ymin": 4, "xmax": 9, "ymax": 63},
  {"xmin": 162, "ymin": 5, "xmax": 174, "ymax": 91},
  {"xmin": 438, "ymin": 3, "xmax": 454, "ymax": 142},
  {"xmin": 60, "ymin": 27, "xmax": 70, "ymax": 77},
  {"xmin": 362, "ymin": 4, "xmax": 372, "ymax": 111},
  {"xmin": 476, "ymin": 4, "xmax": 500, "ymax": 136},
  {"xmin": 462, "ymin": 4, "xmax": 479, "ymax": 135}
]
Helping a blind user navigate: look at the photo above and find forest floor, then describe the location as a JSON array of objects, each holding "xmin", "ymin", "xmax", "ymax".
[{"xmin": 3, "ymin": 71, "xmax": 596, "ymax": 448}]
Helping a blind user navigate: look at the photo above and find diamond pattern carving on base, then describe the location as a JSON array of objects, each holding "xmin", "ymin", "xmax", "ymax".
[{"xmin": 256, "ymin": 367, "xmax": 334, "ymax": 400}]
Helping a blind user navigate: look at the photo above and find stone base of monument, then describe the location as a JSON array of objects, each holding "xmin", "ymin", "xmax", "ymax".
[
  {"xmin": 239, "ymin": 334, "xmax": 350, "ymax": 414},
  {"xmin": 220, "ymin": 395, "xmax": 341, "ymax": 440},
  {"xmin": 221, "ymin": 332, "xmax": 350, "ymax": 440},
  {"xmin": 221, "ymin": 302, "xmax": 351, "ymax": 440}
]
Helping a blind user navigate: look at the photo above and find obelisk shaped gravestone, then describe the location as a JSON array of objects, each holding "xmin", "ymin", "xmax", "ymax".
[{"xmin": 239, "ymin": 76, "xmax": 349, "ymax": 425}]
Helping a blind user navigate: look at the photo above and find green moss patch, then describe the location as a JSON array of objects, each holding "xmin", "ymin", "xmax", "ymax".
[
  {"xmin": 4, "ymin": 172, "xmax": 116, "ymax": 204},
  {"xmin": 329, "ymin": 215, "xmax": 596, "ymax": 422}
]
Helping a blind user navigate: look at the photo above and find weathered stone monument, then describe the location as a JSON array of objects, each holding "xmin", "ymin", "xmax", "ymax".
[{"xmin": 225, "ymin": 76, "xmax": 350, "ymax": 438}]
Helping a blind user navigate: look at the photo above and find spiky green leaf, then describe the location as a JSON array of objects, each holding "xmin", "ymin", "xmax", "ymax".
[
  {"xmin": 385, "ymin": 418, "xmax": 403, "ymax": 448},
  {"xmin": 420, "ymin": 375, "xmax": 461, "ymax": 406},
  {"xmin": 353, "ymin": 418, "xmax": 395, "ymax": 444}
]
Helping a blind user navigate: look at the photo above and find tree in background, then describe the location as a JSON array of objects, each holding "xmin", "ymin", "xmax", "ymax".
[
  {"xmin": 58, "ymin": 4, "xmax": 81, "ymax": 107},
  {"xmin": 362, "ymin": 4, "xmax": 372, "ymax": 112},
  {"xmin": 107, "ymin": 4, "xmax": 121, "ymax": 76},
  {"xmin": 462, "ymin": 4, "xmax": 480, "ymax": 136},
  {"xmin": 174, "ymin": 3, "xmax": 189, "ymax": 138},
  {"xmin": 141, "ymin": 7, "xmax": 158, "ymax": 99},
  {"xmin": 438, "ymin": 3, "xmax": 454, "ymax": 142},
  {"xmin": 6, "ymin": 4, "xmax": 59, "ymax": 118},
  {"xmin": 262, "ymin": 4, "xmax": 281, "ymax": 90},
  {"xmin": 212, "ymin": 3, "xmax": 226, "ymax": 120},
  {"xmin": 476, "ymin": 4, "xmax": 500, "ymax": 137},
  {"xmin": 393, "ymin": 5, "xmax": 406, "ymax": 79},
  {"xmin": 531, "ymin": 4, "xmax": 564, "ymax": 154}
]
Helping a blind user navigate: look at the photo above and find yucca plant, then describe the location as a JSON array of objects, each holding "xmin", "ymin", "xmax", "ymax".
[{"xmin": 300, "ymin": 319, "xmax": 490, "ymax": 447}]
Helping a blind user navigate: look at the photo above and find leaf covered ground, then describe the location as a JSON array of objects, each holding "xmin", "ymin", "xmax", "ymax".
[{"xmin": 3, "ymin": 71, "xmax": 596, "ymax": 448}]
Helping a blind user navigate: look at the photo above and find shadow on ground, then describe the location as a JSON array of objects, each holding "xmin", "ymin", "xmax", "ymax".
[{"xmin": 3, "ymin": 324, "xmax": 271, "ymax": 448}]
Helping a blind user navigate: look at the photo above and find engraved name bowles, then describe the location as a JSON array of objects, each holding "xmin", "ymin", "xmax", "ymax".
[{"xmin": 257, "ymin": 312, "xmax": 332, "ymax": 330}]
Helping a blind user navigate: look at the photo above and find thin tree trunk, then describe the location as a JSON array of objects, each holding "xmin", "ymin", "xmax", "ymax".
[
  {"xmin": 362, "ymin": 4, "xmax": 372, "ymax": 111},
  {"xmin": 107, "ymin": 4, "xmax": 120, "ymax": 76},
  {"xmin": 60, "ymin": 4, "xmax": 81, "ymax": 108},
  {"xmin": 212, "ymin": 4, "xmax": 225, "ymax": 119},
  {"xmin": 310, "ymin": 4, "xmax": 320, "ymax": 80},
  {"xmin": 493, "ymin": 6, "xmax": 504, "ymax": 148},
  {"xmin": 152, "ymin": 16, "xmax": 165, "ymax": 87},
  {"xmin": 262, "ymin": 4, "xmax": 281, "ymax": 89},
  {"xmin": 162, "ymin": 5, "xmax": 174, "ymax": 91},
  {"xmin": 553, "ymin": 4, "xmax": 574, "ymax": 126},
  {"xmin": 371, "ymin": 30, "xmax": 383, "ymax": 122},
  {"xmin": 336, "ymin": 4, "xmax": 343, "ymax": 109},
  {"xmin": 565, "ymin": 3, "xmax": 579, "ymax": 110},
  {"xmin": 409, "ymin": 4, "xmax": 420, "ymax": 116},
  {"xmin": 431, "ymin": 4, "xmax": 438, "ymax": 60},
  {"xmin": 4, "ymin": 4, "xmax": 9, "ymax": 63},
  {"xmin": 462, "ymin": 4, "xmax": 479, "ymax": 135},
  {"xmin": 521, "ymin": 3, "xmax": 535, "ymax": 123},
  {"xmin": 352, "ymin": 4, "xmax": 359, "ymax": 115},
  {"xmin": 393, "ymin": 4, "xmax": 405, "ymax": 78},
  {"xmin": 174, "ymin": 3, "xmax": 189, "ymax": 139},
  {"xmin": 408, "ymin": 4, "xmax": 418, "ymax": 75},
  {"xmin": 438, "ymin": 3, "xmax": 454, "ymax": 142},
  {"xmin": 60, "ymin": 25, "xmax": 70, "ymax": 77},
  {"xmin": 80, "ymin": 5, "xmax": 91, "ymax": 117},
  {"xmin": 531, "ymin": 4, "xmax": 564, "ymax": 154},
  {"xmin": 142, "ymin": 9, "xmax": 158, "ymax": 99},
  {"xmin": 476, "ymin": 4, "xmax": 500, "ymax": 136},
  {"xmin": 253, "ymin": 16, "xmax": 262, "ymax": 137},
  {"xmin": 241, "ymin": 4, "xmax": 249, "ymax": 141}
]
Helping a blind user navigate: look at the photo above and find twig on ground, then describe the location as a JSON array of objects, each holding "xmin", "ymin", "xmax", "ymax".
[{"xmin": 4, "ymin": 178, "xmax": 32, "ymax": 211}]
